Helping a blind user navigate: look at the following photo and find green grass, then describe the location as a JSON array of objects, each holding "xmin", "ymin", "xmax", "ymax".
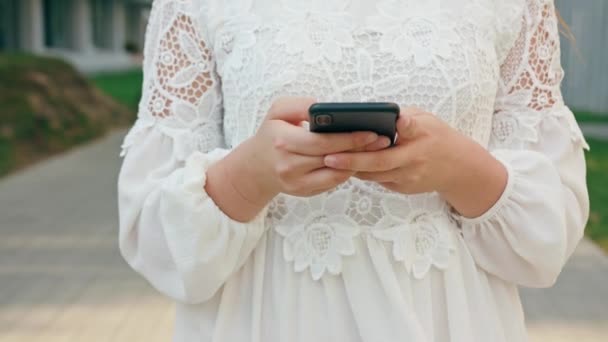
[
  {"xmin": 90, "ymin": 69, "xmax": 143, "ymax": 112},
  {"xmin": 586, "ymin": 138, "xmax": 608, "ymax": 252},
  {"xmin": 575, "ymin": 111, "xmax": 608, "ymax": 124},
  {"xmin": 0, "ymin": 53, "xmax": 132, "ymax": 177},
  {"xmin": 571, "ymin": 111, "xmax": 608, "ymax": 252}
]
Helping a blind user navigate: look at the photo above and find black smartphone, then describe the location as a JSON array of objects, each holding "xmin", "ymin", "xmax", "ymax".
[{"xmin": 309, "ymin": 102, "xmax": 400, "ymax": 144}]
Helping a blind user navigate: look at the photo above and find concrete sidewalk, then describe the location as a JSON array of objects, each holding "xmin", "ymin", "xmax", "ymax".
[
  {"xmin": 0, "ymin": 128, "xmax": 606, "ymax": 341},
  {"xmin": 521, "ymin": 239, "xmax": 608, "ymax": 342},
  {"xmin": 0, "ymin": 128, "xmax": 172, "ymax": 342}
]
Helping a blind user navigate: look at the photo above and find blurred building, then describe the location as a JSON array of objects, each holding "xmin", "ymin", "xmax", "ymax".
[
  {"xmin": 556, "ymin": 0, "xmax": 608, "ymax": 114},
  {"xmin": 0, "ymin": 0, "xmax": 151, "ymax": 73}
]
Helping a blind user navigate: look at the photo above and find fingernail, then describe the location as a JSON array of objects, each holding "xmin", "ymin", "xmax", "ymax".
[
  {"xmin": 325, "ymin": 156, "xmax": 339, "ymax": 167},
  {"xmin": 365, "ymin": 133, "xmax": 379, "ymax": 144},
  {"xmin": 380, "ymin": 137, "xmax": 391, "ymax": 147}
]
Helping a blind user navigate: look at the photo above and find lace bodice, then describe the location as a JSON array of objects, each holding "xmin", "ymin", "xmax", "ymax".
[
  {"xmin": 120, "ymin": 0, "xmax": 587, "ymax": 282},
  {"xmin": 215, "ymin": 0, "xmax": 509, "ymax": 147}
]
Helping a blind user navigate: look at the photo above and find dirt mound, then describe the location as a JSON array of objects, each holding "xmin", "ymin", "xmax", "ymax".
[{"xmin": 0, "ymin": 54, "xmax": 134, "ymax": 176}]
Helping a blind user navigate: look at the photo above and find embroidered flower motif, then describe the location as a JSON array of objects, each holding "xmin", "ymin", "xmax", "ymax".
[
  {"xmin": 160, "ymin": 51, "xmax": 175, "ymax": 65},
  {"xmin": 128, "ymin": 88, "xmax": 222, "ymax": 161},
  {"xmin": 166, "ymin": 30, "xmax": 212, "ymax": 88},
  {"xmin": 275, "ymin": 190, "xmax": 360, "ymax": 280},
  {"xmin": 342, "ymin": 50, "xmax": 409, "ymax": 101},
  {"xmin": 276, "ymin": 0, "xmax": 355, "ymax": 63},
  {"xmin": 213, "ymin": 14, "xmax": 260, "ymax": 73},
  {"xmin": 373, "ymin": 209, "xmax": 454, "ymax": 279},
  {"xmin": 167, "ymin": 91, "xmax": 223, "ymax": 157},
  {"xmin": 490, "ymin": 90, "xmax": 542, "ymax": 149},
  {"xmin": 367, "ymin": 0, "xmax": 458, "ymax": 66}
]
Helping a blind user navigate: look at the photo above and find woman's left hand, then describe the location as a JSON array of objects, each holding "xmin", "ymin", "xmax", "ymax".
[{"xmin": 323, "ymin": 107, "xmax": 500, "ymax": 197}]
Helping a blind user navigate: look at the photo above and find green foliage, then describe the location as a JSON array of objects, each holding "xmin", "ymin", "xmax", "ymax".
[
  {"xmin": 124, "ymin": 41, "xmax": 141, "ymax": 54},
  {"xmin": 0, "ymin": 138, "xmax": 13, "ymax": 175},
  {"xmin": 91, "ymin": 69, "xmax": 143, "ymax": 113},
  {"xmin": 574, "ymin": 111, "xmax": 608, "ymax": 124},
  {"xmin": 0, "ymin": 53, "xmax": 133, "ymax": 177},
  {"xmin": 585, "ymin": 139, "xmax": 608, "ymax": 252}
]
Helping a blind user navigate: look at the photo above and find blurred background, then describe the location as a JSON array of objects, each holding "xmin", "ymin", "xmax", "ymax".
[{"xmin": 0, "ymin": 0, "xmax": 606, "ymax": 341}]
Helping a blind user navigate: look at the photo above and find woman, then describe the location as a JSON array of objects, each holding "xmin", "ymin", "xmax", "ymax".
[{"xmin": 117, "ymin": 0, "xmax": 590, "ymax": 341}]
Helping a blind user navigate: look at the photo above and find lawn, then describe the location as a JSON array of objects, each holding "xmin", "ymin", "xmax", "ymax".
[
  {"xmin": 585, "ymin": 138, "xmax": 608, "ymax": 252},
  {"xmin": 573, "ymin": 111, "xmax": 608, "ymax": 251},
  {"xmin": 0, "ymin": 53, "xmax": 132, "ymax": 177},
  {"xmin": 90, "ymin": 69, "xmax": 143, "ymax": 113},
  {"xmin": 575, "ymin": 111, "xmax": 608, "ymax": 124}
]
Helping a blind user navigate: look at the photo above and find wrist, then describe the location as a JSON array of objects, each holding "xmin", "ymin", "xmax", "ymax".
[
  {"xmin": 437, "ymin": 134, "xmax": 476, "ymax": 195},
  {"xmin": 225, "ymin": 137, "xmax": 279, "ymax": 206},
  {"xmin": 205, "ymin": 139, "xmax": 277, "ymax": 223},
  {"xmin": 439, "ymin": 137, "xmax": 508, "ymax": 218}
]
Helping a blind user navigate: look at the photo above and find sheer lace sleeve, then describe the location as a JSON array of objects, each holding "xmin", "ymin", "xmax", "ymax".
[
  {"xmin": 117, "ymin": 0, "xmax": 269, "ymax": 304},
  {"xmin": 119, "ymin": 0, "xmax": 223, "ymax": 159},
  {"xmin": 454, "ymin": 0, "xmax": 590, "ymax": 288}
]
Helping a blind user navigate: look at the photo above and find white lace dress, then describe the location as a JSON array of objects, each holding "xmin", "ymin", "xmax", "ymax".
[{"xmin": 117, "ymin": 0, "xmax": 590, "ymax": 341}]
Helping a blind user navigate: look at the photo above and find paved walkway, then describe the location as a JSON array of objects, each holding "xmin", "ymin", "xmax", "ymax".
[
  {"xmin": 0, "ymin": 128, "xmax": 172, "ymax": 342},
  {"xmin": 0, "ymin": 128, "xmax": 606, "ymax": 341}
]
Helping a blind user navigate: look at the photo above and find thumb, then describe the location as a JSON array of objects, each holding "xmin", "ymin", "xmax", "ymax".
[
  {"xmin": 266, "ymin": 97, "xmax": 317, "ymax": 124},
  {"xmin": 396, "ymin": 114, "xmax": 417, "ymax": 141}
]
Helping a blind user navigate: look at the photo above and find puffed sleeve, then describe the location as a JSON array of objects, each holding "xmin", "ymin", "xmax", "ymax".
[
  {"xmin": 117, "ymin": 0, "xmax": 269, "ymax": 304},
  {"xmin": 454, "ymin": 0, "xmax": 590, "ymax": 288}
]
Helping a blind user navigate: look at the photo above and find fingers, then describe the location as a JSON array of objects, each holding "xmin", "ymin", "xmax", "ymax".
[
  {"xmin": 275, "ymin": 154, "xmax": 326, "ymax": 179},
  {"xmin": 396, "ymin": 114, "xmax": 416, "ymax": 141},
  {"xmin": 354, "ymin": 169, "xmax": 401, "ymax": 183},
  {"xmin": 267, "ymin": 97, "xmax": 317, "ymax": 124},
  {"xmin": 298, "ymin": 168, "xmax": 354, "ymax": 194},
  {"xmin": 324, "ymin": 148, "xmax": 401, "ymax": 172},
  {"xmin": 275, "ymin": 125, "xmax": 381, "ymax": 156},
  {"xmin": 363, "ymin": 136, "xmax": 393, "ymax": 151},
  {"xmin": 396, "ymin": 107, "xmax": 427, "ymax": 143},
  {"xmin": 349, "ymin": 136, "xmax": 393, "ymax": 152}
]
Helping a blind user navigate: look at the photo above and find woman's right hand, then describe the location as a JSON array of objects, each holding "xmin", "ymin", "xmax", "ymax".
[
  {"xmin": 249, "ymin": 97, "xmax": 388, "ymax": 198},
  {"xmin": 206, "ymin": 97, "xmax": 389, "ymax": 222}
]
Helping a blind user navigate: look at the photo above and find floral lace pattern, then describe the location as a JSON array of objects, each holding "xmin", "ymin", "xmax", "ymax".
[
  {"xmin": 373, "ymin": 210, "xmax": 454, "ymax": 279},
  {"xmin": 491, "ymin": 0, "xmax": 589, "ymax": 150},
  {"xmin": 120, "ymin": 0, "xmax": 224, "ymax": 160},
  {"xmin": 274, "ymin": 190, "xmax": 360, "ymax": 280},
  {"xmin": 341, "ymin": 50, "xmax": 410, "ymax": 102},
  {"xmin": 276, "ymin": 0, "xmax": 355, "ymax": 63},
  {"xmin": 270, "ymin": 184, "xmax": 456, "ymax": 280},
  {"xmin": 121, "ymin": 0, "xmax": 589, "ymax": 281},
  {"xmin": 367, "ymin": 0, "xmax": 458, "ymax": 66}
]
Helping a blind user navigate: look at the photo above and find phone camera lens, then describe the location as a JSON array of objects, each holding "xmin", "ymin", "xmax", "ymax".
[{"xmin": 315, "ymin": 114, "xmax": 333, "ymax": 126}]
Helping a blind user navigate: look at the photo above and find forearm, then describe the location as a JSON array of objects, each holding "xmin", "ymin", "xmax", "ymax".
[
  {"xmin": 205, "ymin": 139, "xmax": 278, "ymax": 223},
  {"xmin": 439, "ymin": 139, "xmax": 508, "ymax": 218}
]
